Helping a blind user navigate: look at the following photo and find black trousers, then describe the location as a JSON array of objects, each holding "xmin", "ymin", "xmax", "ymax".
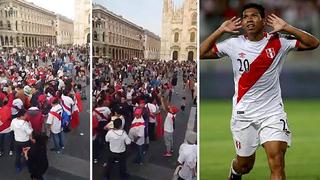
[
  {"xmin": 0, "ymin": 131, "xmax": 14, "ymax": 152},
  {"xmin": 14, "ymin": 141, "xmax": 30, "ymax": 168},
  {"xmin": 105, "ymin": 152, "xmax": 127, "ymax": 179},
  {"xmin": 148, "ymin": 122, "xmax": 156, "ymax": 141}
]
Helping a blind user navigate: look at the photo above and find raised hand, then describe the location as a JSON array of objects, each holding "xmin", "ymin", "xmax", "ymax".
[
  {"xmin": 218, "ymin": 16, "xmax": 242, "ymax": 34},
  {"xmin": 267, "ymin": 14, "xmax": 289, "ymax": 34}
]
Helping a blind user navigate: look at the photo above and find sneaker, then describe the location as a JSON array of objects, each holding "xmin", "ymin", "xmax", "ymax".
[
  {"xmin": 9, "ymin": 151, "xmax": 13, "ymax": 156},
  {"xmin": 228, "ymin": 170, "xmax": 242, "ymax": 180},
  {"xmin": 15, "ymin": 166, "xmax": 22, "ymax": 173},
  {"xmin": 102, "ymin": 162, "xmax": 107, "ymax": 167},
  {"xmin": 61, "ymin": 146, "xmax": 65, "ymax": 150},
  {"xmin": 80, "ymin": 133, "xmax": 84, "ymax": 136},
  {"xmin": 0, "ymin": 151, "xmax": 3, "ymax": 157},
  {"xmin": 163, "ymin": 152, "xmax": 172, "ymax": 157},
  {"xmin": 93, "ymin": 159, "xmax": 98, "ymax": 164},
  {"xmin": 56, "ymin": 151, "xmax": 61, "ymax": 154}
]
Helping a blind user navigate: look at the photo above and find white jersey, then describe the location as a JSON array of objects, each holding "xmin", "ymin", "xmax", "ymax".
[
  {"xmin": 214, "ymin": 33, "xmax": 299, "ymax": 123},
  {"xmin": 61, "ymin": 94, "xmax": 74, "ymax": 115}
]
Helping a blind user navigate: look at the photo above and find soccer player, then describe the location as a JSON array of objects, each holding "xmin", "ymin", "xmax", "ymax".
[{"xmin": 200, "ymin": 3, "xmax": 319, "ymax": 180}]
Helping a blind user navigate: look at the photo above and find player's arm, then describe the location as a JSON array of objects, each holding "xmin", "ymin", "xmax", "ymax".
[
  {"xmin": 200, "ymin": 17, "xmax": 242, "ymax": 59},
  {"xmin": 267, "ymin": 14, "xmax": 319, "ymax": 51}
]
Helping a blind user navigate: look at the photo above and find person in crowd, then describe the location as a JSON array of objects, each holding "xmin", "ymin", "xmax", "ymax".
[
  {"xmin": 104, "ymin": 118, "xmax": 131, "ymax": 180},
  {"xmin": 129, "ymin": 108, "xmax": 145, "ymax": 165},
  {"xmin": 23, "ymin": 132, "xmax": 49, "ymax": 180},
  {"xmin": 176, "ymin": 132, "xmax": 197, "ymax": 180},
  {"xmin": 46, "ymin": 98, "xmax": 64, "ymax": 153},
  {"xmin": 10, "ymin": 109, "xmax": 34, "ymax": 172}
]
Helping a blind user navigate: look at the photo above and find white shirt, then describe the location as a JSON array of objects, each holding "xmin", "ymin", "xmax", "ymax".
[
  {"xmin": 94, "ymin": 107, "xmax": 111, "ymax": 122},
  {"xmin": 178, "ymin": 143, "xmax": 197, "ymax": 180},
  {"xmin": 47, "ymin": 104, "xmax": 63, "ymax": 134},
  {"xmin": 145, "ymin": 103, "xmax": 157, "ymax": 123},
  {"xmin": 105, "ymin": 129, "xmax": 131, "ymax": 153},
  {"xmin": 61, "ymin": 94, "xmax": 74, "ymax": 115},
  {"xmin": 58, "ymin": 79, "xmax": 65, "ymax": 90},
  {"xmin": 126, "ymin": 89, "xmax": 134, "ymax": 101},
  {"xmin": 215, "ymin": 33, "xmax": 298, "ymax": 127},
  {"xmin": 10, "ymin": 118, "xmax": 33, "ymax": 142},
  {"xmin": 128, "ymin": 117, "xmax": 145, "ymax": 145},
  {"xmin": 164, "ymin": 112, "xmax": 175, "ymax": 133}
]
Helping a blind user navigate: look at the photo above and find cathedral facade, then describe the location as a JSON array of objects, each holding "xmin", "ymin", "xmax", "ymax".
[
  {"xmin": 160, "ymin": 0, "xmax": 197, "ymax": 61},
  {"xmin": 73, "ymin": 0, "xmax": 90, "ymax": 45}
]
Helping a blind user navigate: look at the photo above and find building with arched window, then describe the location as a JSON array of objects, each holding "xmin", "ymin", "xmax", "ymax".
[
  {"xmin": 56, "ymin": 14, "xmax": 74, "ymax": 45},
  {"xmin": 0, "ymin": 0, "xmax": 57, "ymax": 48},
  {"xmin": 160, "ymin": 0, "xmax": 197, "ymax": 61},
  {"xmin": 92, "ymin": 4, "xmax": 144, "ymax": 60}
]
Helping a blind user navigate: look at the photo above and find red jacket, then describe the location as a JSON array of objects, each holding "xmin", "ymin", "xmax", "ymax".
[
  {"xmin": 26, "ymin": 108, "xmax": 44, "ymax": 133},
  {"xmin": 0, "ymin": 93, "xmax": 13, "ymax": 133}
]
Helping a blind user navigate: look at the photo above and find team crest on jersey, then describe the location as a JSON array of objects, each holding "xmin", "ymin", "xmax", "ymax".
[{"xmin": 265, "ymin": 48, "xmax": 275, "ymax": 59}]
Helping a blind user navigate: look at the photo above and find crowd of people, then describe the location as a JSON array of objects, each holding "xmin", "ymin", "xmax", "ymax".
[
  {"xmin": 0, "ymin": 45, "xmax": 89, "ymax": 179},
  {"xmin": 92, "ymin": 58, "xmax": 198, "ymax": 180}
]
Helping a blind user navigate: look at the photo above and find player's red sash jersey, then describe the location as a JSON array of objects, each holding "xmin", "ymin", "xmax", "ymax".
[{"xmin": 213, "ymin": 33, "xmax": 299, "ymax": 125}]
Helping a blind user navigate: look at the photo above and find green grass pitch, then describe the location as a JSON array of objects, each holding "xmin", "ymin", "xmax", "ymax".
[{"xmin": 200, "ymin": 99, "xmax": 320, "ymax": 180}]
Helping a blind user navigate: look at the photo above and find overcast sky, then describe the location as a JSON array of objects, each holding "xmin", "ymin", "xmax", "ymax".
[
  {"xmin": 25, "ymin": 0, "xmax": 75, "ymax": 20},
  {"xmin": 93, "ymin": 0, "xmax": 185, "ymax": 36}
]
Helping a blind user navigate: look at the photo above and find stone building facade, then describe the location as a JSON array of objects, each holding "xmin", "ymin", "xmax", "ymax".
[
  {"xmin": 92, "ymin": 4, "xmax": 144, "ymax": 60},
  {"xmin": 161, "ymin": 0, "xmax": 197, "ymax": 61},
  {"xmin": 144, "ymin": 29, "xmax": 161, "ymax": 60},
  {"xmin": 0, "ymin": 0, "xmax": 56, "ymax": 48},
  {"xmin": 74, "ymin": 0, "xmax": 90, "ymax": 45},
  {"xmin": 56, "ymin": 14, "xmax": 73, "ymax": 45}
]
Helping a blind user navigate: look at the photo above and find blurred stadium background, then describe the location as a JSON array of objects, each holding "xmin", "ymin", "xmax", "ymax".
[{"xmin": 199, "ymin": 0, "xmax": 320, "ymax": 179}]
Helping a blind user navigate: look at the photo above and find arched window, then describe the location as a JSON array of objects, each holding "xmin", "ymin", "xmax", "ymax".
[
  {"xmin": 7, "ymin": 20, "xmax": 11, "ymax": 29},
  {"xmin": 0, "ymin": 21, "xmax": 2, "ymax": 27},
  {"xmin": 191, "ymin": 13, "xmax": 197, "ymax": 26},
  {"xmin": 190, "ymin": 32, "xmax": 195, "ymax": 42},
  {"xmin": 174, "ymin": 32, "xmax": 179, "ymax": 42},
  {"xmin": 93, "ymin": 31, "xmax": 98, "ymax": 41},
  {"xmin": 102, "ymin": 32, "xmax": 105, "ymax": 42}
]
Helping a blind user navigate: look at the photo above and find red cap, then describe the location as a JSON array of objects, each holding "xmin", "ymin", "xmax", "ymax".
[
  {"xmin": 168, "ymin": 106, "xmax": 179, "ymax": 114},
  {"xmin": 134, "ymin": 108, "xmax": 143, "ymax": 117}
]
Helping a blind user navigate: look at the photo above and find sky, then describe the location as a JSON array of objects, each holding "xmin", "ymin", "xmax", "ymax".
[
  {"xmin": 25, "ymin": 0, "xmax": 75, "ymax": 20},
  {"xmin": 93, "ymin": 0, "xmax": 185, "ymax": 36}
]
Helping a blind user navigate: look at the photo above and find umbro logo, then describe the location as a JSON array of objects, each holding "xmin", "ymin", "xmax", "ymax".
[
  {"xmin": 238, "ymin": 52, "xmax": 246, "ymax": 58},
  {"xmin": 265, "ymin": 48, "xmax": 275, "ymax": 59}
]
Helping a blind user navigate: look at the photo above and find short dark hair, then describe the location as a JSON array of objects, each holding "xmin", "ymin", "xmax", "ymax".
[
  {"xmin": 113, "ymin": 118, "xmax": 122, "ymax": 129},
  {"xmin": 17, "ymin": 108, "xmax": 26, "ymax": 117},
  {"xmin": 241, "ymin": 3, "xmax": 265, "ymax": 18}
]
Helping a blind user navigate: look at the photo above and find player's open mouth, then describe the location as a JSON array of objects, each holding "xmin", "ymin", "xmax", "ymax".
[{"xmin": 247, "ymin": 24, "xmax": 255, "ymax": 29}]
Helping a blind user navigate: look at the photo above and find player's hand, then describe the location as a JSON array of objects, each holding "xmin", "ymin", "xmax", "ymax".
[
  {"xmin": 267, "ymin": 14, "xmax": 289, "ymax": 34},
  {"xmin": 218, "ymin": 16, "xmax": 242, "ymax": 34}
]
